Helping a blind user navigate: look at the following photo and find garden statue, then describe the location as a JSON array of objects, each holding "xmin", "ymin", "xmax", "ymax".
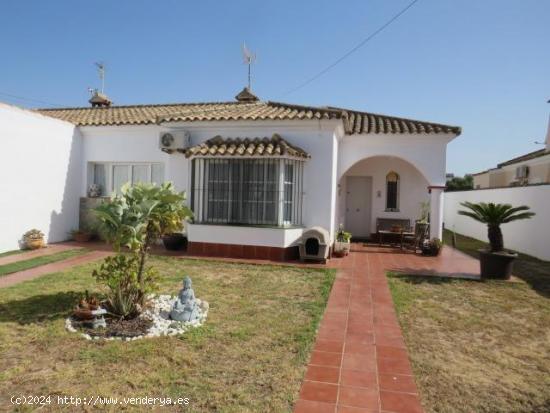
[{"xmin": 170, "ymin": 276, "xmax": 200, "ymax": 322}]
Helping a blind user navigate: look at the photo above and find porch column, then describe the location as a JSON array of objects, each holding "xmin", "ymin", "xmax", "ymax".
[{"xmin": 428, "ymin": 186, "xmax": 445, "ymax": 239}]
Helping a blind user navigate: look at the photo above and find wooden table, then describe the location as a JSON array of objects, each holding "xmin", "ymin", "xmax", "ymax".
[{"xmin": 378, "ymin": 230, "xmax": 414, "ymax": 249}]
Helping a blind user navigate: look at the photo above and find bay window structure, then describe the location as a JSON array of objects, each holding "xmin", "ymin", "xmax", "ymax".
[
  {"xmin": 88, "ymin": 162, "xmax": 164, "ymax": 195},
  {"xmin": 188, "ymin": 135, "xmax": 308, "ymax": 227}
]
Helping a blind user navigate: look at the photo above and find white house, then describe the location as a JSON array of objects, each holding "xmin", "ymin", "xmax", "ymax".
[{"xmin": 0, "ymin": 87, "xmax": 461, "ymax": 259}]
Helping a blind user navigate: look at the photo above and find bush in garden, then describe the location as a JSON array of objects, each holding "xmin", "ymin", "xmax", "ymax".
[{"xmin": 93, "ymin": 182, "xmax": 193, "ymax": 317}]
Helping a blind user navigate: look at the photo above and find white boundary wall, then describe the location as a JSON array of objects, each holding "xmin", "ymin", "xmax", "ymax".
[
  {"xmin": 0, "ymin": 103, "xmax": 81, "ymax": 252},
  {"xmin": 444, "ymin": 185, "xmax": 550, "ymax": 261}
]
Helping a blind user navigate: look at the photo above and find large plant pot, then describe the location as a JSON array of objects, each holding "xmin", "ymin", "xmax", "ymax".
[
  {"xmin": 479, "ymin": 249, "xmax": 517, "ymax": 280},
  {"xmin": 25, "ymin": 238, "xmax": 44, "ymax": 250},
  {"xmin": 162, "ymin": 233, "xmax": 187, "ymax": 251},
  {"xmin": 333, "ymin": 240, "xmax": 351, "ymax": 257}
]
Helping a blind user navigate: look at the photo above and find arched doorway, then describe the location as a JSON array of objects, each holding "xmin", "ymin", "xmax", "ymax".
[{"xmin": 338, "ymin": 156, "xmax": 430, "ymax": 239}]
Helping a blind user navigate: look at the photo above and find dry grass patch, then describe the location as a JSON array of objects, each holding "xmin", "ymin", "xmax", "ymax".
[
  {"xmin": 389, "ymin": 272, "xmax": 550, "ymax": 413},
  {"xmin": 0, "ymin": 256, "xmax": 334, "ymax": 412}
]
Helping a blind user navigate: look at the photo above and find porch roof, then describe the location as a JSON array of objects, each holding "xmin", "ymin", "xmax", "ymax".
[{"xmin": 184, "ymin": 134, "xmax": 310, "ymax": 159}]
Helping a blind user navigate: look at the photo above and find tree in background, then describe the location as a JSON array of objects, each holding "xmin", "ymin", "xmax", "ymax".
[{"xmin": 446, "ymin": 175, "xmax": 473, "ymax": 192}]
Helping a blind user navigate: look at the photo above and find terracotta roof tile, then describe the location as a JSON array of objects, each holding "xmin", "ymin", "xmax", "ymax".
[
  {"xmin": 36, "ymin": 101, "xmax": 461, "ymax": 136},
  {"xmin": 184, "ymin": 134, "xmax": 310, "ymax": 159}
]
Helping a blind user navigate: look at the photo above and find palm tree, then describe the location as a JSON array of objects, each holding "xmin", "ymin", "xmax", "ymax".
[{"xmin": 458, "ymin": 202, "xmax": 534, "ymax": 252}]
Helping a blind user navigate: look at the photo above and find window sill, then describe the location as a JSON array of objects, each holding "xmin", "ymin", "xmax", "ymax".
[
  {"xmin": 385, "ymin": 209, "xmax": 400, "ymax": 213},
  {"xmin": 190, "ymin": 222, "xmax": 304, "ymax": 230}
]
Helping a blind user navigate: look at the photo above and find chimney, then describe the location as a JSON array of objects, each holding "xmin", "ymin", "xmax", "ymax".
[
  {"xmin": 235, "ymin": 86, "xmax": 259, "ymax": 102},
  {"xmin": 89, "ymin": 89, "xmax": 112, "ymax": 108}
]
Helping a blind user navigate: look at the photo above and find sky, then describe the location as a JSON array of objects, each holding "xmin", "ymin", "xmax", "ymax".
[{"xmin": 0, "ymin": 0, "xmax": 548, "ymax": 175}]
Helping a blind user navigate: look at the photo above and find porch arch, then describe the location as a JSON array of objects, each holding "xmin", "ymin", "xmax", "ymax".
[
  {"xmin": 336, "ymin": 155, "xmax": 434, "ymax": 239},
  {"xmin": 337, "ymin": 137, "xmax": 446, "ymax": 186}
]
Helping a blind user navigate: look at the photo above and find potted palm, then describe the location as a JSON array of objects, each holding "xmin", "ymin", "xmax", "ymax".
[
  {"xmin": 333, "ymin": 225, "xmax": 352, "ymax": 257},
  {"xmin": 458, "ymin": 202, "xmax": 534, "ymax": 279}
]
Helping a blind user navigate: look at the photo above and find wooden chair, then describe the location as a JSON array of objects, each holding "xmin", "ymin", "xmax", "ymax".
[{"xmin": 401, "ymin": 222, "xmax": 429, "ymax": 252}]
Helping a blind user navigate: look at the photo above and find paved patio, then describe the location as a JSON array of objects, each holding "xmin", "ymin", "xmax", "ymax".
[
  {"xmin": 294, "ymin": 244, "xmax": 479, "ymax": 413},
  {"xmin": 0, "ymin": 250, "xmax": 112, "ymax": 288}
]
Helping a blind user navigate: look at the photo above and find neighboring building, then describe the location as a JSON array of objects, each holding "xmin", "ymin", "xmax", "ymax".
[
  {"xmin": 445, "ymin": 173, "xmax": 455, "ymax": 181},
  {"xmin": 472, "ymin": 115, "xmax": 550, "ymax": 189},
  {"xmin": 0, "ymin": 87, "xmax": 462, "ymax": 258},
  {"xmin": 472, "ymin": 149, "xmax": 550, "ymax": 189}
]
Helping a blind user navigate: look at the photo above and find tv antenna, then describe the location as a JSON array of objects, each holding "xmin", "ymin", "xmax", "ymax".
[
  {"xmin": 95, "ymin": 62, "xmax": 106, "ymax": 94},
  {"xmin": 242, "ymin": 43, "xmax": 256, "ymax": 89},
  {"xmin": 535, "ymin": 98, "xmax": 550, "ymax": 145}
]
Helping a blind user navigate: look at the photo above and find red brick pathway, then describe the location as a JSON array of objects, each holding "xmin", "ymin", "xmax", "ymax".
[
  {"xmin": 294, "ymin": 244, "xmax": 479, "ymax": 413},
  {"xmin": 0, "ymin": 250, "xmax": 112, "ymax": 288},
  {"xmin": 0, "ymin": 244, "xmax": 80, "ymax": 266}
]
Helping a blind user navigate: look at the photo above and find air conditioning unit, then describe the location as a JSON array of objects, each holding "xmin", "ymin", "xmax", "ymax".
[
  {"xmin": 514, "ymin": 165, "xmax": 529, "ymax": 179},
  {"xmin": 159, "ymin": 130, "xmax": 191, "ymax": 153}
]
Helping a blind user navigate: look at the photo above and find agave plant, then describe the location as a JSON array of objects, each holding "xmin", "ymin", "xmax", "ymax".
[{"xmin": 458, "ymin": 202, "xmax": 534, "ymax": 252}]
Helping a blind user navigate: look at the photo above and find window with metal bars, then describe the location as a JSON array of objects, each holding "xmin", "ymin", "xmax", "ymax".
[{"xmin": 191, "ymin": 158, "xmax": 304, "ymax": 226}]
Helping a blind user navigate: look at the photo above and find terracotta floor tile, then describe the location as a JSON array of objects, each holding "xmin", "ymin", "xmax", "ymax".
[
  {"xmin": 340, "ymin": 369, "xmax": 378, "ymax": 389},
  {"xmin": 342, "ymin": 353, "xmax": 376, "ymax": 372},
  {"xmin": 376, "ymin": 345, "xmax": 409, "ymax": 360},
  {"xmin": 345, "ymin": 341, "xmax": 376, "ymax": 356},
  {"xmin": 338, "ymin": 386, "xmax": 379, "ymax": 410},
  {"xmin": 315, "ymin": 339, "xmax": 344, "ymax": 353},
  {"xmin": 337, "ymin": 406, "xmax": 379, "ymax": 413},
  {"xmin": 380, "ymin": 390, "xmax": 424, "ymax": 413},
  {"xmin": 375, "ymin": 335, "xmax": 406, "ymax": 348},
  {"xmin": 377, "ymin": 357, "xmax": 413, "ymax": 375},
  {"xmin": 319, "ymin": 328, "xmax": 347, "ymax": 341},
  {"xmin": 310, "ymin": 350, "xmax": 342, "ymax": 367},
  {"xmin": 346, "ymin": 331, "xmax": 375, "ymax": 343},
  {"xmin": 305, "ymin": 365, "xmax": 340, "ymax": 384},
  {"xmin": 378, "ymin": 373, "xmax": 418, "ymax": 394},
  {"xmin": 300, "ymin": 381, "xmax": 338, "ymax": 403},
  {"xmin": 294, "ymin": 399, "xmax": 336, "ymax": 413}
]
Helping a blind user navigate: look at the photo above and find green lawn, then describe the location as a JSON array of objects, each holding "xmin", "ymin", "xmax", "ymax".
[
  {"xmin": 0, "ymin": 250, "xmax": 25, "ymax": 258},
  {"xmin": 0, "ymin": 256, "xmax": 334, "ymax": 412},
  {"xmin": 388, "ymin": 231, "xmax": 550, "ymax": 413},
  {"xmin": 443, "ymin": 229, "xmax": 550, "ymax": 296},
  {"xmin": 0, "ymin": 249, "xmax": 88, "ymax": 277}
]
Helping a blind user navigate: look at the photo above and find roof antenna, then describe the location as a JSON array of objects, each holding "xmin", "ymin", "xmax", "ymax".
[
  {"xmin": 88, "ymin": 61, "xmax": 112, "ymax": 107},
  {"xmin": 95, "ymin": 62, "xmax": 106, "ymax": 94},
  {"xmin": 242, "ymin": 43, "xmax": 256, "ymax": 90}
]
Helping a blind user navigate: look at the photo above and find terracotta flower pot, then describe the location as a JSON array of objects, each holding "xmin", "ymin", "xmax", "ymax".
[
  {"xmin": 333, "ymin": 240, "xmax": 351, "ymax": 257},
  {"xmin": 25, "ymin": 238, "xmax": 44, "ymax": 250}
]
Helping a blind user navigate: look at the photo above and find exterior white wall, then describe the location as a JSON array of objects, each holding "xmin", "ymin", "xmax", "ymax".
[
  {"xmin": 337, "ymin": 156, "xmax": 430, "ymax": 234},
  {"xmin": 338, "ymin": 133, "xmax": 453, "ymax": 186},
  {"xmin": 187, "ymin": 224, "xmax": 303, "ymax": 247},
  {"xmin": 78, "ymin": 120, "xmax": 455, "ymax": 247},
  {"xmin": 80, "ymin": 119, "xmax": 340, "ymax": 245},
  {"xmin": 444, "ymin": 185, "xmax": 550, "ymax": 261},
  {"xmin": 0, "ymin": 103, "xmax": 81, "ymax": 252}
]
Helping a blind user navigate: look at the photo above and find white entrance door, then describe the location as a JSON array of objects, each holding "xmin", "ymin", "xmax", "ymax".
[{"xmin": 345, "ymin": 176, "xmax": 372, "ymax": 238}]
